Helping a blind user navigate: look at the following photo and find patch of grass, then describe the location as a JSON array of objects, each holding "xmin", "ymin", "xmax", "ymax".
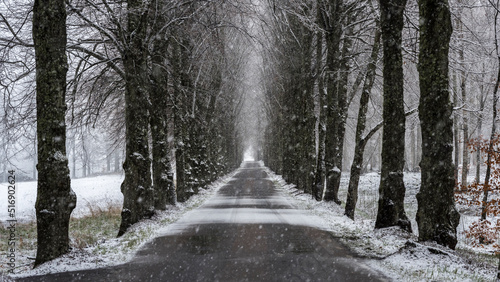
[
  {"xmin": 0, "ymin": 202, "xmax": 121, "ymax": 275},
  {"xmin": 0, "ymin": 221, "xmax": 37, "ymax": 253},
  {"xmin": 456, "ymin": 247, "xmax": 498, "ymax": 267},
  {"xmin": 125, "ymin": 237, "xmax": 141, "ymax": 250},
  {"xmin": 69, "ymin": 201, "xmax": 121, "ymax": 249},
  {"xmin": 160, "ymin": 218, "xmax": 174, "ymax": 225},
  {"xmin": 405, "ymin": 263, "xmax": 491, "ymax": 281},
  {"xmin": 121, "ymin": 227, "xmax": 151, "ymax": 251}
]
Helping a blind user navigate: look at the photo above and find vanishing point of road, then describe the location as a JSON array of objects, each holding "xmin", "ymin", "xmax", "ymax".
[{"xmin": 19, "ymin": 161, "xmax": 387, "ymax": 282}]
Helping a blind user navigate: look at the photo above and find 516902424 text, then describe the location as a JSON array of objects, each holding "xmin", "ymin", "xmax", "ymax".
[{"xmin": 6, "ymin": 170, "xmax": 17, "ymax": 274}]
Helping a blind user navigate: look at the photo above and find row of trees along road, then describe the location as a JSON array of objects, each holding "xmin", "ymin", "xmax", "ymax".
[
  {"xmin": 2, "ymin": 0, "xmax": 500, "ymax": 266},
  {"xmin": 1, "ymin": 0, "xmax": 252, "ymax": 265},
  {"xmin": 261, "ymin": 0, "xmax": 500, "ymax": 251}
]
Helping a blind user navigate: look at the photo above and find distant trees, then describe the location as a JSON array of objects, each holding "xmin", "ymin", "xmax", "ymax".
[
  {"xmin": 0, "ymin": 1, "xmax": 38, "ymax": 181},
  {"xmin": 32, "ymin": 0, "xmax": 76, "ymax": 265},
  {"xmin": 61, "ymin": 0, "xmax": 248, "ymax": 235},
  {"xmin": 261, "ymin": 1, "xmax": 316, "ymax": 193},
  {"xmin": 168, "ymin": 2, "xmax": 247, "ymax": 201},
  {"xmin": 262, "ymin": 0, "xmax": 373, "ymax": 203},
  {"xmin": 261, "ymin": 0, "xmax": 471, "ymax": 249},
  {"xmin": 1, "ymin": 0, "xmax": 250, "ymax": 263},
  {"xmin": 114, "ymin": 0, "xmax": 247, "ymax": 233}
]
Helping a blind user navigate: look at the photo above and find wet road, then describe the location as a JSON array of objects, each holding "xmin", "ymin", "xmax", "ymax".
[{"xmin": 19, "ymin": 162, "xmax": 386, "ymax": 281}]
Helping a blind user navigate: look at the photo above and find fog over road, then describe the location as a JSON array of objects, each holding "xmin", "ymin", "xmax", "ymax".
[{"xmin": 20, "ymin": 162, "xmax": 387, "ymax": 281}]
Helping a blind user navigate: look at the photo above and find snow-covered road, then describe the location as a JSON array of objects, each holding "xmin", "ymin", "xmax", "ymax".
[{"xmin": 19, "ymin": 162, "xmax": 387, "ymax": 281}]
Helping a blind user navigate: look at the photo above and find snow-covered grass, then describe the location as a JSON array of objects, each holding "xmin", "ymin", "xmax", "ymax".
[
  {"xmin": 1, "ymin": 170, "xmax": 237, "ymax": 279},
  {"xmin": 265, "ymin": 167, "xmax": 498, "ymax": 281}
]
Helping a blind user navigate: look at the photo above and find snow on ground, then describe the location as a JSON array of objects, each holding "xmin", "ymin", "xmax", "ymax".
[
  {"xmin": 0, "ymin": 174, "xmax": 124, "ymax": 221},
  {"xmin": 4, "ymin": 170, "xmax": 238, "ymax": 279},
  {"xmin": 2, "ymin": 164, "xmax": 498, "ymax": 281},
  {"xmin": 264, "ymin": 165, "xmax": 498, "ymax": 281}
]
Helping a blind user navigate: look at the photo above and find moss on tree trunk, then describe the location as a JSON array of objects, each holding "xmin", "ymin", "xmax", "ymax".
[
  {"xmin": 416, "ymin": 0, "xmax": 460, "ymax": 249},
  {"xmin": 324, "ymin": 0, "xmax": 344, "ymax": 204},
  {"xmin": 150, "ymin": 36, "xmax": 175, "ymax": 209},
  {"xmin": 171, "ymin": 34, "xmax": 189, "ymax": 203},
  {"xmin": 375, "ymin": 0, "xmax": 412, "ymax": 232},
  {"xmin": 118, "ymin": 0, "xmax": 154, "ymax": 236},
  {"xmin": 313, "ymin": 9, "xmax": 327, "ymax": 200},
  {"xmin": 33, "ymin": 0, "xmax": 76, "ymax": 266}
]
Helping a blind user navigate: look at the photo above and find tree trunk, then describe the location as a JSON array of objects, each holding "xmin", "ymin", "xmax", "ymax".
[
  {"xmin": 150, "ymin": 36, "xmax": 175, "ymax": 210},
  {"xmin": 118, "ymin": 0, "xmax": 154, "ymax": 237},
  {"xmin": 476, "ymin": 84, "xmax": 485, "ymax": 183},
  {"xmin": 481, "ymin": 51, "xmax": 500, "ymax": 221},
  {"xmin": 82, "ymin": 162, "xmax": 86, "ymax": 178},
  {"xmin": 33, "ymin": 0, "xmax": 76, "ymax": 266},
  {"xmin": 172, "ymin": 34, "xmax": 188, "ymax": 203},
  {"xmin": 106, "ymin": 151, "xmax": 111, "ymax": 172},
  {"xmin": 345, "ymin": 23, "xmax": 381, "ymax": 220},
  {"xmin": 497, "ymin": 255, "xmax": 500, "ymax": 280},
  {"xmin": 456, "ymin": 0, "xmax": 469, "ymax": 191},
  {"xmin": 460, "ymin": 45, "xmax": 469, "ymax": 190},
  {"xmin": 416, "ymin": 0, "xmax": 460, "ymax": 249},
  {"xmin": 313, "ymin": 13, "xmax": 326, "ymax": 200},
  {"xmin": 452, "ymin": 71, "xmax": 460, "ymax": 184},
  {"xmin": 82, "ymin": 135, "xmax": 87, "ymax": 178},
  {"xmin": 33, "ymin": 138, "xmax": 37, "ymax": 180},
  {"xmin": 1, "ymin": 136, "xmax": 4, "ymax": 183},
  {"xmin": 416, "ymin": 124, "xmax": 422, "ymax": 169},
  {"xmin": 203, "ymin": 66, "xmax": 222, "ymax": 186},
  {"xmin": 71, "ymin": 135, "xmax": 76, "ymax": 178},
  {"xmin": 323, "ymin": 0, "xmax": 343, "ymax": 204},
  {"xmin": 114, "ymin": 150, "xmax": 120, "ymax": 172},
  {"xmin": 461, "ymin": 78, "xmax": 469, "ymax": 190},
  {"xmin": 375, "ymin": 0, "xmax": 411, "ymax": 232},
  {"xmin": 300, "ymin": 19, "xmax": 315, "ymax": 196},
  {"xmin": 327, "ymin": 11, "xmax": 353, "ymax": 203},
  {"xmin": 3, "ymin": 162, "xmax": 6, "ymax": 183}
]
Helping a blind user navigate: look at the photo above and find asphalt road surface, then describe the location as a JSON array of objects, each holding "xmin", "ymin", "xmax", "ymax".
[{"xmin": 19, "ymin": 161, "xmax": 387, "ymax": 282}]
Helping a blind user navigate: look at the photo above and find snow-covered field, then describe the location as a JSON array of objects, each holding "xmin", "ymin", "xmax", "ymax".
[{"xmin": 0, "ymin": 174, "xmax": 124, "ymax": 221}]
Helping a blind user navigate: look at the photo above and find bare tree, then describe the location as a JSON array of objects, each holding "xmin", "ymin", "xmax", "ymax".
[
  {"xmin": 375, "ymin": 0, "xmax": 412, "ymax": 232},
  {"xmin": 322, "ymin": 0, "xmax": 344, "ymax": 204},
  {"xmin": 345, "ymin": 21, "xmax": 381, "ymax": 220},
  {"xmin": 32, "ymin": 0, "xmax": 76, "ymax": 266},
  {"xmin": 416, "ymin": 0, "xmax": 460, "ymax": 249},
  {"xmin": 149, "ymin": 0, "xmax": 175, "ymax": 209},
  {"xmin": 480, "ymin": 0, "xmax": 500, "ymax": 222},
  {"xmin": 118, "ymin": 0, "xmax": 154, "ymax": 236}
]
